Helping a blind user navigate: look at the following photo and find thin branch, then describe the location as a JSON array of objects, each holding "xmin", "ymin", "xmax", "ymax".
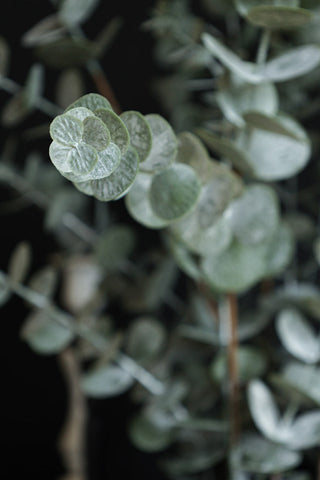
[
  {"xmin": 58, "ymin": 348, "xmax": 88, "ymax": 480},
  {"xmin": 227, "ymin": 292, "xmax": 240, "ymax": 446}
]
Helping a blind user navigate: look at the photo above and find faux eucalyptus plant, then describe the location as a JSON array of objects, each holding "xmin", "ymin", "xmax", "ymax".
[{"xmin": 2, "ymin": 0, "xmax": 320, "ymax": 479}]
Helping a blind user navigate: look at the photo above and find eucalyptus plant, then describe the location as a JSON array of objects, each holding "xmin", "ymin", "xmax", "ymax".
[{"xmin": 2, "ymin": 0, "xmax": 320, "ymax": 479}]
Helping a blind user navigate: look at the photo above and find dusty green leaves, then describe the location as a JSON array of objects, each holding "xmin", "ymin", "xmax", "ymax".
[
  {"xmin": 81, "ymin": 364, "xmax": 134, "ymax": 397},
  {"xmin": 246, "ymin": 6, "xmax": 312, "ymax": 30}
]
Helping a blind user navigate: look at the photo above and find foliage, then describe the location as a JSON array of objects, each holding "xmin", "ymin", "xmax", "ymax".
[{"xmin": 2, "ymin": 0, "xmax": 320, "ymax": 479}]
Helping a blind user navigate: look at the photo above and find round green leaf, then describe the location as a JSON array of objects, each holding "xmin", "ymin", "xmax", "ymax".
[
  {"xmin": 87, "ymin": 143, "xmax": 121, "ymax": 179},
  {"xmin": 81, "ymin": 364, "xmax": 134, "ymax": 398},
  {"xmin": 90, "ymin": 146, "xmax": 139, "ymax": 201},
  {"xmin": 129, "ymin": 409, "xmax": 175, "ymax": 452},
  {"xmin": 21, "ymin": 309, "xmax": 74, "ymax": 355},
  {"xmin": 236, "ymin": 116, "xmax": 310, "ymax": 181},
  {"xmin": 82, "ymin": 116, "xmax": 110, "ymax": 151},
  {"xmin": 95, "ymin": 108, "xmax": 129, "ymax": 155},
  {"xmin": 49, "ymin": 140, "xmax": 72, "ymax": 172},
  {"xmin": 73, "ymin": 179, "xmax": 94, "ymax": 196},
  {"xmin": 263, "ymin": 222, "xmax": 294, "ymax": 277},
  {"xmin": 150, "ymin": 164, "xmax": 201, "ymax": 221},
  {"xmin": 141, "ymin": 114, "xmax": 177, "ymax": 172},
  {"xmin": 225, "ymin": 184, "xmax": 280, "ymax": 244},
  {"xmin": 247, "ymin": 380, "xmax": 281, "ymax": 441},
  {"xmin": 176, "ymin": 132, "xmax": 213, "ymax": 183},
  {"xmin": 120, "ymin": 110, "xmax": 152, "ymax": 162},
  {"xmin": 50, "ymin": 114, "xmax": 83, "ymax": 146},
  {"xmin": 247, "ymin": 6, "xmax": 312, "ymax": 30},
  {"xmin": 65, "ymin": 106, "xmax": 95, "ymax": 122},
  {"xmin": 201, "ymin": 239, "xmax": 267, "ymax": 293},
  {"xmin": 125, "ymin": 172, "xmax": 170, "ymax": 229},
  {"xmin": 68, "ymin": 143, "xmax": 98, "ymax": 175},
  {"xmin": 66, "ymin": 93, "xmax": 112, "ymax": 113},
  {"xmin": 125, "ymin": 317, "xmax": 166, "ymax": 363}
]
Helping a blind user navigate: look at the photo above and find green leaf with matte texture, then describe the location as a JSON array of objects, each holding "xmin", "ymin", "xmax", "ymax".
[
  {"xmin": 65, "ymin": 106, "xmax": 95, "ymax": 122},
  {"xmin": 201, "ymin": 239, "xmax": 267, "ymax": 293},
  {"xmin": 141, "ymin": 114, "xmax": 177, "ymax": 172},
  {"xmin": 235, "ymin": 0, "xmax": 299, "ymax": 17},
  {"xmin": 24, "ymin": 63, "xmax": 44, "ymax": 110},
  {"xmin": 288, "ymin": 411, "xmax": 320, "ymax": 449},
  {"xmin": 276, "ymin": 308, "xmax": 320, "ymax": 363},
  {"xmin": 263, "ymin": 222, "xmax": 294, "ymax": 277},
  {"xmin": 120, "ymin": 110, "xmax": 152, "ymax": 162},
  {"xmin": 82, "ymin": 116, "xmax": 110, "ymax": 151},
  {"xmin": 28, "ymin": 267, "xmax": 58, "ymax": 299},
  {"xmin": 247, "ymin": 6, "xmax": 312, "ymax": 30},
  {"xmin": 95, "ymin": 108, "xmax": 129, "ymax": 155},
  {"xmin": 90, "ymin": 146, "xmax": 139, "ymax": 201},
  {"xmin": 264, "ymin": 45, "xmax": 320, "ymax": 82},
  {"xmin": 36, "ymin": 38, "xmax": 95, "ymax": 69},
  {"xmin": 125, "ymin": 317, "xmax": 166, "ymax": 363},
  {"xmin": 216, "ymin": 81, "xmax": 279, "ymax": 127},
  {"xmin": 236, "ymin": 115, "xmax": 310, "ymax": 181},
  {"xmin": 176, "ymin": 131, "xmax": 214, "ymax": 183},
  {"xmin": 197, "ymin": 129, "xmax": 254, "ymax": 176},
  {"xmin": 243, "ymin": 112, "xmax": 302, "ymax": 140},
  {"xmin": 273, "ymin": 362, "xmax": 320, "ymax": 406},
  {"xmin": 166, "ymin": 235, "xmax": 202, "ymax": 281},
  {"xmin": 247, "ymin": 380, "xmax": 281, "ymax": 441},
  {"xmin": 73, "ymin": 179, "xmax": 94, "ymax": 196},
  {"xmin": 68, "ymin": 143, "xmax": 98, "ymax": 175},
  {"xmin": 129, "ymin": 408, "xmax": 175, "ymax": 452},
  {"xmin": 225, "ymin": 184, "xmax": 279, "ymax": 244},
  {"xmin": 81, "ymin": 364, "xmax": 134, "ymax": 397},
  {"xmin": 21, "ymin": 309, "xmax": 74, "ymax": 354},
  {"xmin": 125, "ymin": 172, "xmax": 171, "ymax": 229},
  {"xmin": 49, "ymin": 141, "xmax": 72, "ymax": 172},
  {"xmin": 50, "ymin": 114, "xmax": 83, "ymax": 146},
  {"xmin": 150, "ymin": 164, "xmax": 201, "ymax": 221},
  {"xmin": 232, "ymin": 434, "xmax": 301, "ymax": 474},
  {"xmin": 66, "ymin": 93, "xmax": 112, "ymax": 114},
  {"xmin": 87, "ymin": 142, "xmax": 121, "ymax": 180}
]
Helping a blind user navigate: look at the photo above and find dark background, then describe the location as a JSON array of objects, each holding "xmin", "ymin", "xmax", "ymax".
[{"xmin": 0, "ymin": 1, "xmax": 168, "ymax": 479}]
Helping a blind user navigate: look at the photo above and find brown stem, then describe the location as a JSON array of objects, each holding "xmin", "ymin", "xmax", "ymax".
[
  {"xmin": 58, "ymin": 348, "xmax": 88, "ymax": 480},
  {"xmin": 87, "ymin": 61, "xmax": 122, "ymax": 114},
  {"xmin": 227, "ymin": 292, "xmax": 240, "ymax": 446}
]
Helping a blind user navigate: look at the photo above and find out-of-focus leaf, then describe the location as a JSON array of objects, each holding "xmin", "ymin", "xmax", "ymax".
[
  {"xmin": 141, "ymin": 114, "xmax": 177, "ymax": 172},
  {"xmin": 150, "ymin": 164, "xmax": 201, "ymax": 221},
  {"xmin": 21, "ymin": 14, "xmax": 66, "ymax": 47},
  {"xmin": 21, "ymin": 309, "xmax": 74, "ymax": 354},
  {"xmin": 125, "ymin": 316, "xmax": 166, "ymax": 363},
  {"xmin": 129, "ymin": 407, "xmax": 175, "ymax": 452},
  {"xmin": 36, "ymin": 38, "xmax": 95, "ymax": 68},
  {"xmin": 8, "ymin": 242, "xmax": 32, "ymax": 284},
  {"xmin": 276, "ymin": 308, "xmax": 320, "ymax": 363},
  {"xmin": 176, "ymin": 131, "xmax": 214, "ymax": 183},
  {"xmin": 125, "ymin": 172, "xmax": 169, "ymax": 229},
  {"xmin": 28, "ymin": 266, "xmax": 58, "ymax": 299},
  {"xmin": 120, "ymin": 110, "xmax": 152, "ymax": 162},
  {"xmin": 81, "ymin": 363, "xmax": 134, "ymax": 397},
  {"xmin": 94, "ymin": 224, "xmax": 136, "ymax": 270},
  {"xmin": 55, "ymin": 69, "xmax": 85, "ymax": 110},
  {"xmin": 231, "ymin": 434, "xmax": 301, "ymax": 474},
  {"xmin": 59, "ymin": 0, "xmax": 100, "ymax": 27},
  {"xmin": 275, "ymin": 362, "xmax": 320, "ymax": 405},
  {"xmin": 24, "ymin": 64, "xmax": 44, "ymax": 110},
  {"xmin": 235, "ymin": 0, "xmax": 299, "ymax": 17},
  {"xmin": 210, "ymin": 347, "xmax": 267, "ymax": 384},
  {"xmin": 0, "ymin": 273, "xmax": 11, "ymax": 307},
  {"xmin": 247, "ymin": 6, "xmax": 312, "ymax": 30}
]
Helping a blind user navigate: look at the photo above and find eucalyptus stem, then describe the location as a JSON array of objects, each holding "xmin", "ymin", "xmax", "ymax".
[
  {"xmin": 256, "ymin": 29, "xmax": 270, "ymax": 66},
  {"xmin": 227, "ymin": 292, "xmax": 240, "ymax": 446}
]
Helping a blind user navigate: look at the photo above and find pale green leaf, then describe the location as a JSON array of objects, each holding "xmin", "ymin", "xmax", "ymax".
[
  {"xmin": 201, "ymin": 239, "xmax": 267, "ymax": 293},
  {"xmin": 277, "ymin": 362, "xmax": 320, "ymax": 406},
  {"xmin": 120, "ymin": 110, "xmax": 152, "ymax": 162},
  {"xmin": 90, "ymin": 146, "xmax": 139, "ymax": 201},
  {"xmin": 65, "ymin": 106, "xmax": 94, "ymax": 122},
  {"xmin": 166, "ymin": 235, "xmax": 201, "ymax": 281},
  {"xmin": 243, "ymin": 112, "xmax": 301, "ymax": 140},
  {"xmin": 264, "ymin": 45, "xmax": 320, "ymax": 82},
  {"xmin": 24, "ymin": 63, "xmax": 44, "ymax": 110},
  {"xmin": 150, "ymin": 164, "xmax": 201, "ymax": 221},
  {"xmin": 263, "ymin": 222, "xmax": 294, "ymax": 277},
  {"xmin": 235, "ymin": 0, "xmax": 299, "ymax": 17},
  {"xmin": 248, "ymin": 380, "xmax": 283, "ymax": 441},
  {"xmin": 232, "ymin": 434, "xmax": 301, "ymax": 474},
  {"xmin": 21, "ymin": 309, "xmax": 74, "ymax": 354},
  {"xmin": 289, "ymin": 411, "xmax": 320, "ymax": 449},
  {"xmin": 28, "ymin": 267, "xmax": 58, "ymax": 299},
  {"xmin": 225, "ymin": 184, "xmax": 279, "ymax": 244},
  {"xmin": 176, "ymin": 131, "xmax": 214, "ymax": 183},
  {"xmin": 125, "ymin": 172, "xmax": 170, "ymax": 229},
  {"xmin": 95, "ymin": 108, "xmax": 129, "ymax": 155},
  {"xmin": 66, "ymin": 93, "xmax": 112, "ymax": 114},
  {"xmin": 125, "ymin": 317, "xmax": 166, "ymax": 362},
  {"xmin": 247, "ymin": 6, "xmax": 312, "ymax": 30},
  {"xmin": 8, "ymin": 242, "xmax": 32, "ymax": 284},
  {"xmin": 49, "ymin": 141, "xmax": 72, "ymax": 172},
  {"xmin": 276, "ymin": 308, "xmax": 320, "ymax": 363},
  {"xmin": 68, "ymin": 143, "xmax": 98, "ymax": 175},
  {"xmin": 87, "ymin": 142, "xmax": 121, "ymax": 179},
  {"xmin": 50, "ymin": 114, "xmax": 83, "ymax": 146},
  {"xmin": 82, "ymin": 116, "xmax": 110, "ymax": 151},
  {"xmin": 141, "ymin": 114, "xmax": 177, "ymax": 172},
  {"xmin": 73, "ymin": 179, "xmax": 94, "ymax": 196},
  {"xmin": 129, "ymin": 408, "xmax": 175, "ymax": 452},
  {"xmin": 81, "ymin": 364, "xmax": 134, "ymax": 397},
  {"xmin": 59, "ymin": 0, "xmax": 99, "ymax": 26},
  {"xmin": 216, "ymin": 81, "xmax": 279, "ymax": 127}
]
